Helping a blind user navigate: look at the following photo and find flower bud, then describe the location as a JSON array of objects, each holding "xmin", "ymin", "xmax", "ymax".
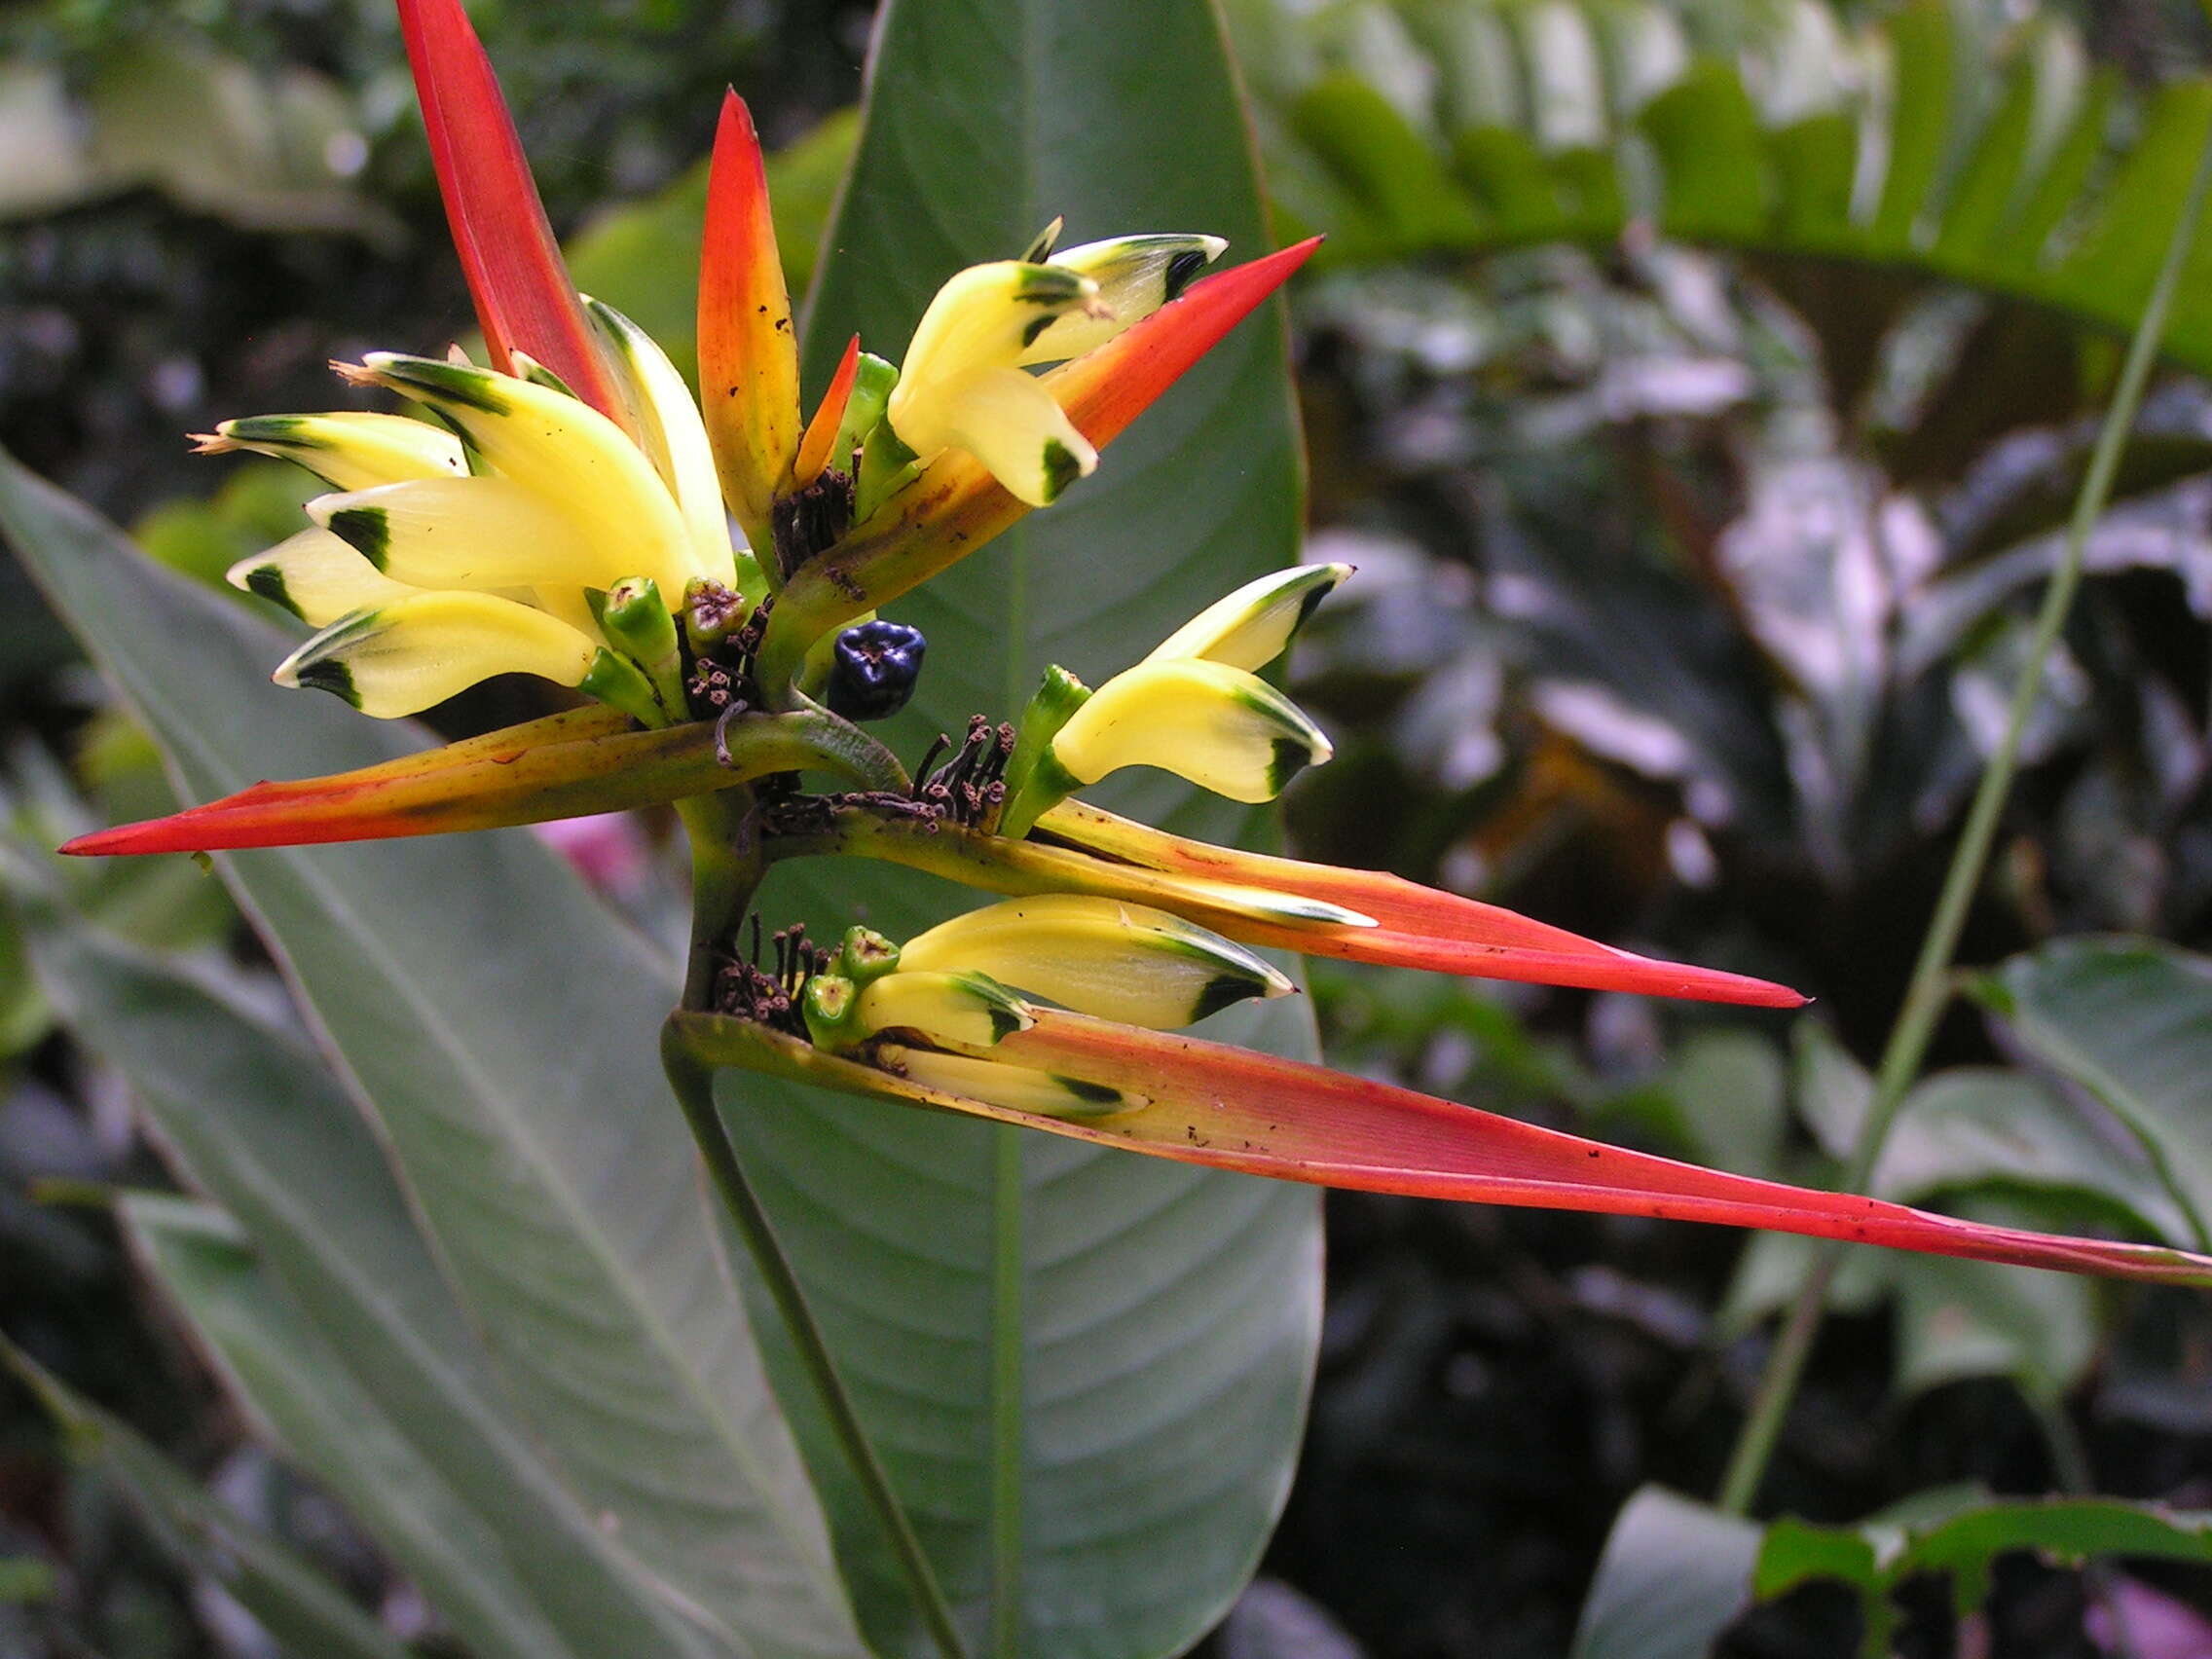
[
  {"xmin": 896, "ymin": 894, "xmax": 1292, "ymax": 1029},
  {"xmin": 851, "ymin": 971, "xmax": 1034, "ymax": 1051},
  {"xmin": 875, "ymin": 1043, "xmax": 1145, "ymax": 1119},
  {"xmin": 274, "ymin": 591, "xmax": 598, "ymax": 718},
  {"xmin": 1016, "ymin": 233, "xmax": 1227, "ymax": 365},
  {"xmin": 1144, "ymin": 562, "xmax": 1352, "ymax": 672},
  {"xmin": 593, "ymin": 576, "xmax": 685, "ymax": 719},
  {"xmin": 1048, "ymin": 656, "xmax": 1332, "ymax": 804},
  {"xmin": 228, "ymin": 530, "xmax": 415, "ymax": 627},
  {"xmin": 193, "ymin": 413, "xmax": 464, "ymax": 492}
]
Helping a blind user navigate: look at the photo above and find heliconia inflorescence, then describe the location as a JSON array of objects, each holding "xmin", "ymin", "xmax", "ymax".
[{"xmin": 58, "ymin": 0, "xmax": 2212, "ymax": 1298}]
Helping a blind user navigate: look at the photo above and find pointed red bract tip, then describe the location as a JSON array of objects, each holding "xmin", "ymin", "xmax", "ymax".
[
  {"xmin": 1029, "ymin": 802, "xmax": 1807, "ymax": 1010},
  {"xmin": 793, "ymin": 334, "xmax": 862, "ymax": 487},
  {"xmin": 1051, "ymin": 236, "xmax": 1322, "ymax": 449},
  {"xmin": 699, "ymin": 89, "xmax": 801, "ymax": 549},
  {"xmin": 395, "ymin": 0, "xmax": 625, "ymax": 424},
  {"xmin": 988, "ymin": 1013, "xmax": 2212, "ymax": 1289}
]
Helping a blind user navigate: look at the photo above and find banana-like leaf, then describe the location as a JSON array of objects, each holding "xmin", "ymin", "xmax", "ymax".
[
  {"xmin": 8, "ymin": 881, "xmax": 719, "ymax": 1659},
  {"xmin": 724, "ymin": 1, "xmax": 1324, "ymax": 1653},
  {"xmin": 121, "ymin": 1196, "xmax": 587, "ymax": 1659},
  {"xmin": 1979, "ymin": 939, "xmax": 2212, "ymax": 1252},
  {"xmin": 0, "ymin": 449, "xmax": 864, "ymax": 1658},
  {"xmin": 1234, "ymin": 0, "xmax": 2212, "ymax": 377},
  {"xmin": 2, "ymin": 1340, "xmax": 411, "ymax": 1659}
]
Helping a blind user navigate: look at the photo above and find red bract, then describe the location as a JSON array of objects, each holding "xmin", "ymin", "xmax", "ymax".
[
  {"xmin": 394, "ymin": 0, "xmax": 625, "ymax": 423},
  {"xmin": 1034, "ymin": 799, "xmax": 1806, "ymax": 1006},
  {"xmin": 669, "ymin": 1007, "xmax": 2212, "ymax": 1290}
]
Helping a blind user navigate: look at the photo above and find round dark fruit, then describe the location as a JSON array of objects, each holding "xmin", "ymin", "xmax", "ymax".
[{"xmin": 826, "ymin": 619, "xmax": 927, "ymax": 721}]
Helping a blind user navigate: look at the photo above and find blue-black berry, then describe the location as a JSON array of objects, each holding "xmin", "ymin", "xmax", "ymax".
[{"xmin": 826, "ymin": 619, "xmax": 927, "ymax": 721}]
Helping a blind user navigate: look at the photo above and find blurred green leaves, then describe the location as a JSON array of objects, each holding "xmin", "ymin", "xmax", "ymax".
[
  {"xmin": 0, "ymin": 45, "xmax": 396, "ymax": 239},
  {"xmin": 1576, "ymin": 1482, "xmax": 2212, "ymax": 1659}
]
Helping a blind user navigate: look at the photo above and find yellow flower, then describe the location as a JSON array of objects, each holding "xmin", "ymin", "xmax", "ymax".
[
  {"xmin": 884, "ymin": 234, "xmax": 1226, "ymax": 508},
  {"xmin": 998, "ymin": 564, "xmax": 1349, "ymax": 832},
  {"xmin": 223, "ymin": 317, "xmax": 750, "ymax": 721}
]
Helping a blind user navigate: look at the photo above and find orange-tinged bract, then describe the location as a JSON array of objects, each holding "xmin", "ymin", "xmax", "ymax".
[{"xmin": 698, "ymin": 91, "xmax": 801, "ymax": 557}]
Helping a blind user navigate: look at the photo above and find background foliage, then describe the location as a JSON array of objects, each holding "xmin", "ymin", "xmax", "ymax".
[{"xmin": 9, "ymin": 0, "xmax": 2212, "ymax": 1656}]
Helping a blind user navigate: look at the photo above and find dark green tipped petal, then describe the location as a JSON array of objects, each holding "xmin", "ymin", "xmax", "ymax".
[
  {"xmin": 897, "ymin": 895, "xmax": 1290, "ymax": 1029},
  {"xmin": 1051, "ymin": 1075, "xmax": 1129, "ymax": 1111},
  {"xmin": 1049, "ymin": 656, "xmax": 1333, "ymax": 804},
  {"xmin": 1040, "ymin": 440, "xmax": 1084, "ymax": 503},
  {"xmin": 361, "ymin": 354, "xmax": 512, "ymax": 415},
  {"xmin": 1013, "ymin": 263, "xmax": 1094, "ymax": 303},
  {"xmin": 223, "ymin": 414, "xmax": 310, "ymax": 440},
  {"xmin": 242, "ymin": 564, "xmax": 303, "ymax": 620},
  {"xmin": 1161, "ymin": 248, "xmax": 1208, "ymax": 303},
  {"xmin": 291, "ymin": 658, "xmax": 360, "ymax": 706},
  {"xmin": 323, "ymin": 506, "xmax": 391, "ymax": 570},
  {"xmin": 1193, "ymin": 973, "xmax": 1269, "ymax": 1022},
  {"xmin": 1269, "ymin": 736, "xmax": 1316, "ymax": 795}
]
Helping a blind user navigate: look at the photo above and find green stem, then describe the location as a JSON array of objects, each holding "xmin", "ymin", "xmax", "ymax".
[
  {"xmin": 661, "ymin": 1034, "xmax": 969, "ymax": 1659},
  {"xmin": 763, "ymin": 690, "xmax": 912, "ymax": 794},
  {"xmin": 677, "ymin": 791, "xmax": 759, "ymax": 1013},
  {"xmin": 666, "ymin": 793, "xmax": 967, "ymax": 1659},
  {"xmin": 987, "ymin": 1125, "xmax": 1024, "ymax": 1659},
  {"xmin": 1716, "ymin": 128, "xmax": 2212, "ymax": 1519}
]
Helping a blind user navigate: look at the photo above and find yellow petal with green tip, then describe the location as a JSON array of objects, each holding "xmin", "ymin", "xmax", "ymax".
[
  {"xmin": 1050, "ymin": 656, "xmax": 1333, "ymax": 803},
  {"xmin": 896, "ymin": 894, "xmax": 1292, "ymax": 1028},
  {"xmin": 874, "ymin": 1044, "xmax": 1145, "ymax": 1119},
  {"xmin": 851, "ymin": 971, "xmax": 1036, "ymax": 1051},
  {"xmin": 308, "ymin": 476, "xmax": 659, "ymax": 598},
  {"xmin": 894, "ymin": 260, "xmax": 1103, "ymax": 396},
  {"xmin": 1016, "ymin": 234, "xmax": 1227, "ymax": 365},
  {"xmin": 899, "ymin": 367, "xmax": 1096, "ymax": 508},
  {"xmin": 226, "ymin": 529, "xmax": 419, "ymax": 627},
  {"xmin": 273, "ymin": 590, "xmax": 598, "ymax": 717},
  {"xmin": 583, "ymin": 297, "xmax": 744, "ymax": 593},
  {"xmin": 195, "ymin": 413, "xmax": 465, "ymax": 491},
  {"xmin": 341, "ymin": 353, "xmax": 705, "ymax": 602},
  {"xmin": 886, "ymin": 261, "xmax": 1107, "ymax": 500},
  {"xmin": 1144, "ymin": 562, "xmax": 1353, "ymax": 672}
]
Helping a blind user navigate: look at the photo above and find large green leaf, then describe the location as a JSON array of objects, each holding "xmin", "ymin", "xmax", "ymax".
[
  {"xmin": 1231, "ymin": 0, "xmax": 2212, "ymax": 379},
  {"xmin": 0, "ymin": 451, "xmax": 863, "ymax": 1659},
  {"xmin": 1980, "ymin": 939, "xmax": 2212, "ymax": 1252},
  {"xmin": 2, "ymin": 1340, "xmax": 410, "ymax": 1659},
  {"xmin": 8, "ymin": 879, "xmax": 719, "ymax": 1659},
  {"xmin": 720, "ymin": 2, "xmax": 1324, "ymax": 1654},
  {"xmin": 119, "ymin": 1195, "xmax": 580, "ymax": 1659}
]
